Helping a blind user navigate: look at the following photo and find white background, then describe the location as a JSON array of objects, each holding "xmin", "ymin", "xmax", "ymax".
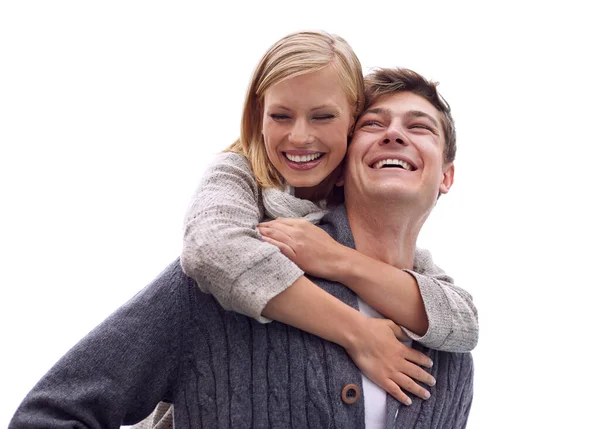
[{"xmin": 1, "ymin": 1, "xmax": 599, "ymax": 427}]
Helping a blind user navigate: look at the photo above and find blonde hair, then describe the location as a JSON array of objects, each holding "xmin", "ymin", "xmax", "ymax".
[{"xmin": 227, "ymin": 30, "xmax": 365, "ymax": 188}]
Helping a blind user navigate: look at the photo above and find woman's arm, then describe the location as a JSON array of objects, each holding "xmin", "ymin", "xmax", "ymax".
[
  {"xmin": 181, "ymin": 152, "xmax": 305, "ymax": 322},
  {"xmin": 334, "ymin": 247, "xmax": 478, "ymax": 352},
  {"xmin": 258, "ymin": 218, "xmax": 479, "ymax": 352},
  {"xmin": 403, "ymin": 248, "xmax": 478, "ymax": 352},
  {"xmin": 262, "ymin": 275, "xmax": 436, "ymax": 406},
  {"xmin": 9, "ymin": 262, "xmax": 185, "ymax": 428}
]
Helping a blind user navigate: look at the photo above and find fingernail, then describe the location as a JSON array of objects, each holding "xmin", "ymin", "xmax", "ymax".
[
  {"xmin": 423, "ymin": 391, "xmax": 431, "ymax": 399},
  {"xmin": 405, "ymin": 398, "xmax": 412, "ymax": 406},
  {"xmin": 428, "ymin": 359, "xmax": 434, "ymax": 368},
  {"xmin": 430, "ymin": 377, "xmax": 436, "ymax": 386}
]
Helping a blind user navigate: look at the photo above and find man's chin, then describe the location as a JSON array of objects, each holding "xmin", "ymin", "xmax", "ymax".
[{"xmin": 370, "ymin": 185, "xmax": 439, "ymax": 207}]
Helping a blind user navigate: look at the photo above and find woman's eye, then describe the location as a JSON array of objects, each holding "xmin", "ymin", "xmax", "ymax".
[
  {"xmin": 270, "ymin": 114, "xmax": 290, "ymax": 121},
  {"xmin": 313, "ymin": 114, "xmax": 335, "ymax": 121}
]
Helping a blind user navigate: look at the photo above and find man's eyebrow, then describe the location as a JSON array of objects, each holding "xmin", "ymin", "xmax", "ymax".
[
  {"xmin": 362, "ymin": 107, "xmax": 391, "ymax": 117},
  {"xmin": 407, "ymin": 110, "xmax": 440, "ymax": 128},
  {"xmin": 361, "ymin": 108, "xmax": 440, "ymax": 129}
]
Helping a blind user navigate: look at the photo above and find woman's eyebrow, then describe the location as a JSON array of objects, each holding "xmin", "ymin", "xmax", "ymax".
[
  {"xmin": 265, "ymin": 104, "xmax": 340, "ymax": 112},
  {"xmin": 310, "ymin": 104, "xmax": 339, "ymax": 111},
  {"xmin": 266, "ymin": 104, "xmax": 292, "ymax": 111}
]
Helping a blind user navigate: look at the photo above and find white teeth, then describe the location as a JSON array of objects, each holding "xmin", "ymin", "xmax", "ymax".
[
  {"xmin": 285, "ymin": 153, "xmax": 323, "ymax": 163},
  {"xmin": 373, "ymin": 158, "xmax": 413, "ymax": 170}
]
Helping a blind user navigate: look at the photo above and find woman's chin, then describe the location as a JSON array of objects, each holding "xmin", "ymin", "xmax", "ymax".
[{"xmin": 287, "ymin": 179, "xmax": 322, "ymax": 189}]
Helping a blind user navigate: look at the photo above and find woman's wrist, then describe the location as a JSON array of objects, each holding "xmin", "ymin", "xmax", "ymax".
[
  {"xmin": 329, "ymin": 246, "xmax": 360, "ymax": 285},
  {"xmin": 335, "ymin": 309, "xmax": 370, "ymax": 351}
]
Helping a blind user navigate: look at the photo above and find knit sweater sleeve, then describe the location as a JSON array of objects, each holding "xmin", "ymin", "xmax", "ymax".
[
  {"xmin": 401, "ymin": 248, "xmax": 479, "ymax": 352},
  {"xmin": 8, "ymin": 261, "xmax": 186, "ymax": 429},
  {"xmin": 180, "ymin": 152, "xmax": 304, "ymax": 323}
]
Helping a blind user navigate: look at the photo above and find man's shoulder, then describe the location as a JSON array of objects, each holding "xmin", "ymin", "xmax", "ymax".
[
  {"xmin": 122, "ymin": 260, "xmax": 196, "ymax": 321},
  {"xmin": 413, "ymin": 247, "xmax": 435, "ymax": 273},
  {"xmin": 319, "ymin": 204, "xmax": 354, "ymax": 248}
]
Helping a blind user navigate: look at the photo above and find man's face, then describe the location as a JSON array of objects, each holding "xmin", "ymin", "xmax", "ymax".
[{"xmin": 342, "ymin": 91, "xmax": 454, "ymax": 210}]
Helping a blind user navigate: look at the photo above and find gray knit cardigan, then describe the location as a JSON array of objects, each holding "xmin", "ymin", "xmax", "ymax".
[{"xmin": 9, "ymin": 206, "xmax": 474, "ymax": 429}]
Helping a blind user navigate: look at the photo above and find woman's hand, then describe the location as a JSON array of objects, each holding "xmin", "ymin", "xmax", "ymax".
[
  {"xmin": 257, "ymin": 218, "xmax": 348, "ymax": 281},
  {"xmin": 345, "ymin": 318, "xmax": 436, "ymax": 405}
]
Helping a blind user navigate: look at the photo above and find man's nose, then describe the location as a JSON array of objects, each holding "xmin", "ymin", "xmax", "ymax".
[
  {"xmin": 289, "ymin": 120, "xmax": 313, "ymax": 145},
  {"xmin": 380, "ymin": 126, "xmax": 408, "ymax": 146}
]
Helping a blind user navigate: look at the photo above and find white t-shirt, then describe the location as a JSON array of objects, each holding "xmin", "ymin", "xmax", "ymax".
[{"xmin": 358, "ymin": 297, "xmax": 412, "ymax": 429}]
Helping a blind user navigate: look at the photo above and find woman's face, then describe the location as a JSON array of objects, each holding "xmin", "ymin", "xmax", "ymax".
[{"xmin": 262, "ymin": 65, "xmax": 353, "ymax": 191}]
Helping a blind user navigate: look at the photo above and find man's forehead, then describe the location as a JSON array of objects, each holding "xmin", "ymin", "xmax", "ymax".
[{"xmin": 362, "ymin": 92, "xmax": 441, "ymax": 124}]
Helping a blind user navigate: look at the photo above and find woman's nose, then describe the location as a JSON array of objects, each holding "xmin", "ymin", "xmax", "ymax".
[{"xmin": 289, "ymin": 120, "xmax": 313, "ymax": 145}]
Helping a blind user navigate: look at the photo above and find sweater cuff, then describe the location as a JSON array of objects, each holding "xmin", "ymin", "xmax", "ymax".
[
  {"xmin": 231, "ymin": 253, "xmax": 304, "ymax": 323},
  {"xmin": 400, "ymin": 269, "xmax": 452, "ymax": 349}
]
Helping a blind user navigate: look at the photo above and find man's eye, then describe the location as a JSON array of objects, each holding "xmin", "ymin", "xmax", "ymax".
[
  {"xmin": 411, "ymin": 124, "xmax": 433, "ymax": 132},
  {"xmin": 360, "ymin": 120, "xmax": 383, "ymax": 128}
]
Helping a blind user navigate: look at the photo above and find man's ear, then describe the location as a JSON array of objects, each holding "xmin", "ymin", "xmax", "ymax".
[{"xmin": 439, "ymin": 162, "xmax": 454, "ymax": 194}]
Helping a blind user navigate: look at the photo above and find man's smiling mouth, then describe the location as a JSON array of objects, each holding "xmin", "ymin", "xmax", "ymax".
[{"xmin": 371, "ymin": 158, "xmax": 415, "ymax": 171}]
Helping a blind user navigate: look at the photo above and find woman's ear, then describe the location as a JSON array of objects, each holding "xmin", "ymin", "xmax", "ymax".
[
  {"xmin": 335, "ymin": 165, "xmax": 345, "ymax": 187},
  {"xmin": 347, "ymin": 114, "xmax": 357, "ymax": 139}
]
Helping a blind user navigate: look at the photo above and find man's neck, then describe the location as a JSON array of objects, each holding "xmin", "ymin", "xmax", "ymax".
[{"xmin": 346, "ymin": 199, "xmax": 429, "ymax": 269}]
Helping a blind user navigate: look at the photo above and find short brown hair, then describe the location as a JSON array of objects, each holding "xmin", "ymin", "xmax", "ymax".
[
  {"xmin": 364, "ymin": 68, "xmax": 456, "ymax": 163},
  {"xmin": 227, "ymin": 31, "xmax": 365, "ymax": 188}
]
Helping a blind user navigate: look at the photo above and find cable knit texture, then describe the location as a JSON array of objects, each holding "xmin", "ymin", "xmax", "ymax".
[{"xmin": 9, "ymin": 206, "xmax": 474, "ymax": 429}]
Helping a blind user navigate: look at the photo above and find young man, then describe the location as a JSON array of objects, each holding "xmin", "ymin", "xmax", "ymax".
[{"xmin": 9, "ymin": 69, "xmax": 476, "ymax": 429}]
